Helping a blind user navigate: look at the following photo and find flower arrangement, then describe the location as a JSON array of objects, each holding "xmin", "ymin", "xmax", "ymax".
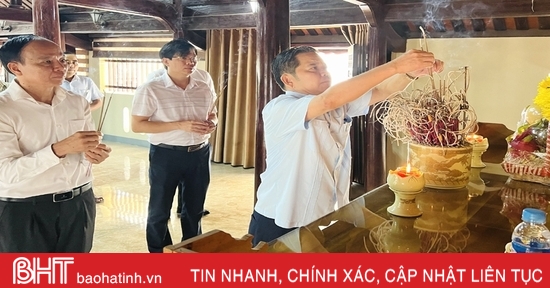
[
  {"xmin": 372, "ymin": 67, "xmax": 477, "ymax": 148},
  {"xmin": 502, "ymin": 75, "xmax": 550, "ymax": 185},
  {"xmin": 506, "ymin": 76, "xmax": 550, "ymax": 155}
]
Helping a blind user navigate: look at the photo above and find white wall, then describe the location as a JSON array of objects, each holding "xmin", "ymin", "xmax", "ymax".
[
  {"xmin": 387, "ymin": 37, "xmax": 550, "ymax": 172},
  {"xmin": 403, "ymin": 37, "xmax": 550, "ymax": 130}
]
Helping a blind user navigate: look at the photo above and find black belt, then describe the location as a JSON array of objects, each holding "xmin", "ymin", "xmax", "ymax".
[
  {"xmin": 156, "ymin": 142, "xmax": 207, "ymax": 152},
  {"xmin": 0, "ymin": 182, "xmax": 92, "ymax": 203}
]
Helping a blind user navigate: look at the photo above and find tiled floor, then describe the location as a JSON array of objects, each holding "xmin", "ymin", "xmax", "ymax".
[{"xmin": 90, "ymin": 141, "xmax": 255, "ymax": 252}]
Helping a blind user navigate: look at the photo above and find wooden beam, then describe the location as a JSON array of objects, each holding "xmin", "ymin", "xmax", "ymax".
[
  {"xmin": 64, "ymin": 33, "xmax": 92, "ymax": 50},
  {"xmin": 186, "ymin": 4, "xmax": 252, "ymax": 16},
  {"xmin": 184, "ymin": 0, "xmax": 242, "ymax": 5},
  {"xmin": 184, "ymin": 30, "xmax": 206, "ymax": 50},
  {"xmin": 184, "ymin": 7, "xmax": 366, "ymax": 30},
  {"xmin": 0, "ymin": 18, "xmax": 168, "ymax": 36},
  {"xmin": 292, "ymin": 0, "xmax": 358, "ymax": 11},
  {"xmin": 408, "ymin": 29, "xmax": 550, "ymax": 38},
  {"xmin": 292, "ymin": 7, "xmax": 366, "ymax": 26},
  {"xmin": 58, "ymin": 0, "xmax": 176, "ymax": 30},
  {"xmin": 184, "ymin": 14, "xmax": 255, "ymax": 30},
  {"xmin": 0, "ymin": 7, "xmax": 32, "ymax": 22},
  {"xmin": 88, "ymin": 32, "xmax": 173, "ymax": 38},
  {"xmin": 93, "ymin": 50, "xmax": 159, "ymax": 58},
  {"xmin": 385, "ymin": 0, "xmax": 550, "ymax": 22},
  {"xmin": 291, "ymin": 34, "xmax": 348, "ymax": 45},
  {"xmin": 0, "ymin": 22, "xmax": 32, "ymax": 35},
  {"xmin": 383, "ymin": 22, "xmax": 406, "ymax": 52},
  {"xmin": 61, "ymin": 19, "xmax": 168, "ymax": 34}
]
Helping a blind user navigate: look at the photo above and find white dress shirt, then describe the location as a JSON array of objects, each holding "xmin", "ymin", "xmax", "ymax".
[
  {"xmin": 61, "ymin": 75, "xmax": 103, "ymax": 103},
  {"xmin": 146, "ymin": 68, "xmax": 166, "ymax": 81},
  {"xmin": 132, "ymin": 69, "xmax": 217, "ymax": 146},
  {"xmin": 254, "ymin": 90, "xmax": 372, "ymax": 228},
  {"xmin": 0, "ymin": 81, "xmax": 95, "ymax": 198}
]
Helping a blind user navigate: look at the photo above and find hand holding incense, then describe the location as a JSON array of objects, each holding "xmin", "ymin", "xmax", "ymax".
[{"xmin": 85, "ymin": 93, "xmax": 113, "ymax": 176}]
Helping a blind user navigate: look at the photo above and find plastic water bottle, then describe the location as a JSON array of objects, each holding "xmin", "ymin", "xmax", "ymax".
[{"xmin": 511, "ymin": 208, "xmax": 550, "ymax": 253}]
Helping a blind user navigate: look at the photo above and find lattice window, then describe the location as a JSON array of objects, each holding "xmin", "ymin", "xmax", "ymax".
[{"xmin": 103, "ymin": 58, "xmax": 163, "ymax": 93}]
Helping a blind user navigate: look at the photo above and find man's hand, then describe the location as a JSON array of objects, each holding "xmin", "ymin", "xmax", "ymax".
[
  {"xmin": 390, "ymin": 49, "xmax": 441, "ymax": 75},
  {"xmin": 178, "ymin": 120, "xmax": 216, "ymax": 135},
  {"xmin": 85, "ymin": 143, "xmax": 111, "ymax": 164},
  {"xmin": 52, "ymin": 131, "xmax": 103, "ymax": 158},
  {"xmin": 408, "ymin": 59, "xmax": 444, "ymax": 78}
]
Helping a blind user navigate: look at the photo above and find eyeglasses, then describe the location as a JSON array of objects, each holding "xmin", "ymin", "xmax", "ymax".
[{"xmin": 172, "ymin": 56, "xmax": 199, "ymax": 63}]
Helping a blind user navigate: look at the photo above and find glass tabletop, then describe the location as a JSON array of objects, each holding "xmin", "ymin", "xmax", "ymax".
[{"xmin": 268, "ymin": 168, "xmax": 550, "ymax": 253}]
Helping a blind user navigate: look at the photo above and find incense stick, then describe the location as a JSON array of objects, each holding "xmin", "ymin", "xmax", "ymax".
[
  {"xmin": 419, "ymin": 26, "xmax": 436, "ymax": 92},
  {"xmin": 86, "ymin": 92, "xmax": 113, "ymax": 176},
  {"xmin": 98, "ymin": 94, "xmax": 112, "ymax": 131}
]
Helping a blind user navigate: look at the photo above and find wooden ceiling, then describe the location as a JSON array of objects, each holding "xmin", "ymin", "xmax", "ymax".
[{"xmin": 1, "ymin": 0, "xmax": 550, "ymax": 49}]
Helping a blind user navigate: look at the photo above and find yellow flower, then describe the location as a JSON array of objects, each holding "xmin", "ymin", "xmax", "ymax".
[{"xmin": 533, "ymin": 76, "xmax": 550, "ymax": 120}]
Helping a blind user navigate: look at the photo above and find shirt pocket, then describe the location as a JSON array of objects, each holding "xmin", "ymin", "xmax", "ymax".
[
  {"xmin": 69, "ymin": 119, "xmax": 86, "ymax": 133},
  {"xmin": 308, "ymin": 118, "xmax": 337, "ymax": 151}
]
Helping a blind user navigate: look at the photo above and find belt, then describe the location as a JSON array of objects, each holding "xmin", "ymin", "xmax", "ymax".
[
  {"xmin": 0, "ymin": 182, "xmax": 92, "ymax": 203},
  {"xmin": 156, "ymin": 142, "xmax": 207, "ymax": 152}
]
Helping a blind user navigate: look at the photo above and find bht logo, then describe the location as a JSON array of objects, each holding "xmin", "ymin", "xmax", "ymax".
[{"xmin": 13, "ymin": 257, "xmax": 74, "ymax": 284}]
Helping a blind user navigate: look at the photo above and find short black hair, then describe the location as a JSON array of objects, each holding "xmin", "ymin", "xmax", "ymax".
[
  {"xmin": 159, "ymin": 39, "xmax": 197, "ymax": 59},
  {"xmin": 0, "ymin": 35, "xmax": 46, "ymax": 75},
  {"xmin": 271, "ymin": 46, "xmax": 318, "ymax": 90}
]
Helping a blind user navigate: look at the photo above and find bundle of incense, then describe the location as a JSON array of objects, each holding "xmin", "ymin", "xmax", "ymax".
[{"xmin": 86, "ymin": 92, "xmax": 113, "ymax": 176}]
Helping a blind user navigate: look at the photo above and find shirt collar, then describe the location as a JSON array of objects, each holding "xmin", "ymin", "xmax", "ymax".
[
  {"xmin": 285, "ymin": 90, "xmax": 309, "ymax": 98},
  {"xmin": 64, "ymin": 74, "xmax": 81, "ymax": 83},
  {"xmin": 162, "ymin": 71, "xmax": 198, "ymax": 89},
  {"xmin": 6, "ymin": 80, "xmax": 67, "ymax": 106}
]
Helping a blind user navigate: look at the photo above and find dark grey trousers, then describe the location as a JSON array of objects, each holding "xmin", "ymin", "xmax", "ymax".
[{"xmin": 0, "ymin": 189, "xmax": 96, "ymax": 252}]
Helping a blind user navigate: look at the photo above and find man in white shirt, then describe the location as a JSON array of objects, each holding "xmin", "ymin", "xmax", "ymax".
[
  {"xmin": 132, "ymin": 39, "xmax": 217, "ymax": 253},
  {"xmin": 145, "ymin": 68, "xmax": 211, "ymax": 219},
  {"xmin": 248, "ymin": 46, "xmax": 444, "ymax": 246},
  {"xmin": 62, "ymin": 52, "xmax": 103, "ymax": 111},
  {"xmin": 62, "ymin": 52, "xmax": 105, "ymax": 203},
  {"xmin": 0, "ymin": 35, "xmax": 111, "ymax": 252}
]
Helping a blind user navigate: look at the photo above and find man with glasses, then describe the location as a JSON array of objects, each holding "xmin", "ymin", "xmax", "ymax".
[
  {"xmin": 132, "ymin": 39, "xmax": 217, "ymax": 253},
  {"xmin": 0, "ymin": 35, "xmax": 111, "ymax": 252},
  {"xmin": 62, "ymin": 51, "xmax": 105, "ymax": 204}
]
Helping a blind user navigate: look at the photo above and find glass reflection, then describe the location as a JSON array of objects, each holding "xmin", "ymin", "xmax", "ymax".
[
  {"xmin": 467, "ymin": 167, "xmax": 486, "ymax": 198},
  {"xmin": 499, "ymin": 178, "xmax": 550, "ymax": 230},
  {"xmin": 414, "ymin": 187, "xmax": 470, "ymax": 252},
  {"xmin": 370, "ymin": 215, "xmax": 421, "ymax": 253}
]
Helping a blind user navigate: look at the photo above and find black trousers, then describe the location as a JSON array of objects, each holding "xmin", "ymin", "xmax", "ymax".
[
  {"xmin": 146, "ymin": 143, "xmax": 211, "ymax": 253},
  {"xmin": 248, "ymin": 210, "xmax": 295, "ymax": 247},
  {"xmin": 0, "ymin": 189, "xmax": 96, "ymax": 252}
]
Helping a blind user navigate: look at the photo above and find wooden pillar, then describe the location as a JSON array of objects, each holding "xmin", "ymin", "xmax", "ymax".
[
  {"xmin": 364, "ymin": 22, "xmax": 388, "ymax": 191},
  {"xmin": 32, "ymin": 0, "xmax": 62, "ymax": 47},
  {"xmin": 254, "ymin": 0, "xmax": 290, "ymax": 200},
  {"xmin": 173, "ymin": 0, "xmax": 184, "ymax": 39}
]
